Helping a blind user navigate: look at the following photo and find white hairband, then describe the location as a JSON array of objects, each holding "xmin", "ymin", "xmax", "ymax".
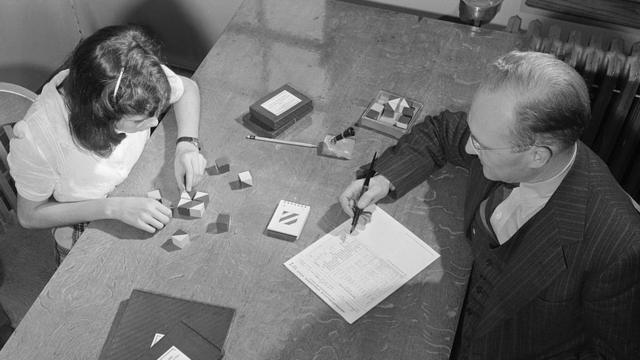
[{"xmin": 113, "ymin": 67, "xmax": 125, "ymax": 99}]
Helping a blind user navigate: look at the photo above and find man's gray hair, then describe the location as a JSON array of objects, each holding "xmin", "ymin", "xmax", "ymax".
[{"xmin": 480, "ymin": 51, "xmax": 590, "ymax": 149}]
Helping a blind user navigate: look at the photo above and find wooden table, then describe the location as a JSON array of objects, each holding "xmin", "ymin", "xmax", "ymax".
[{"xmin": 0, "ymin": 1, "xmax": 521, "ymax": 359}]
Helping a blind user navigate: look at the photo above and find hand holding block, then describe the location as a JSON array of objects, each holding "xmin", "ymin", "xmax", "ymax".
[
  {"xmin": 238, "ymin": 171, "xmax": 253, "ymax": 187},
  {"xmin": 148, "ymin": 189, "xmax": 172, "ymax": 208},
  {"xmin": 171, "ymin": 230, "xmax": 190, "ymax": 249}
]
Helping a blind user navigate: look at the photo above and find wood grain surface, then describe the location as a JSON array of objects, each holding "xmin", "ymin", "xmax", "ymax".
[{"xmin": 0, "ymin": 1, "xmax": 521, "ymax": 359}]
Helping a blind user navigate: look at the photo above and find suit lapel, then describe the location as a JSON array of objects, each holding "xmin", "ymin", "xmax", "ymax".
[
  {"xmin": 472, "ymin": 143, "xmax": 591, "ymax": 338},
  {"xmin": 464, "ymin": 159, "xmax": 495, "ymax": 233}
]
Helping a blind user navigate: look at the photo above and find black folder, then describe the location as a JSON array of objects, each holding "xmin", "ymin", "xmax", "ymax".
[{"xmin": 99, "ymin": 289, "xmax": 235, "ymax": 360}]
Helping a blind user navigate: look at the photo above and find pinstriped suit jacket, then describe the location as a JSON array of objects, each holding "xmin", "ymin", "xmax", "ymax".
[{"xmin": 376, "ymin": 110, "xmax": 640, "ymax": 359}]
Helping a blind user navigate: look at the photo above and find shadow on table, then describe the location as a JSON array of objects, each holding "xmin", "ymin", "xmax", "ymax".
[{"xmin": 91, "ymin": 219, "xmax": 156, "ymax": 241}]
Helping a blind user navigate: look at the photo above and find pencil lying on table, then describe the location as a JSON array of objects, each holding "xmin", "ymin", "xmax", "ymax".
[{"xmin": 245, "ymin": 135, "xmax": 317, "ymax": 148}]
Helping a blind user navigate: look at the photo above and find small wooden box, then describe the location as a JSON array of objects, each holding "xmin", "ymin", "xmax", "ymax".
[
  {"xmin": 248, "ymin": 84, "xmax": 313, "ymax": 135},
  {"xmin": 358, "ymin": 89, "xmax": 423, "ymax": 139}
]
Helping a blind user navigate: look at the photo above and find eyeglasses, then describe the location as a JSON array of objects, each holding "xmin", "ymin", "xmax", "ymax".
[{"xmin": 469, "ymin": 133, "xmax": 533, "ymax": 153}]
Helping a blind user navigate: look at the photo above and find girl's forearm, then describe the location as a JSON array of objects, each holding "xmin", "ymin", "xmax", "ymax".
[
  {"xmin": 17, "ymin": 197, "xmax": 119, "ymax": 229},
  {"xmin": 174, "ymin": 76, "xmax": 201, "ymax": 139}
]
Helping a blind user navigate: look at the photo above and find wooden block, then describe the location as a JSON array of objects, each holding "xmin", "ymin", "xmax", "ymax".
[
  {"xmin": 188, "ymin": 202, "xmax": 205, "ymax": 217},
  {"xmin": 176, "ymin": 198, "xmax": 192, "ymax": 217},
  {"xmin": 387, "ymin": 97, "xmax": 401, "ymax": 110},
  {"xmin": 238, "ymin": 171, "xmax": 253, "ymax": 187},
  {"xmin": 381, "ymin": 107, "xmax": 395, "ymax": 119},
  {"xmin": 402, "ymin": 106, "xmax": 414, "ymax": 117},
  {"xmin": 161, "ymin": 239, "xmax": 181, "ymax": 252},
  {"xmin": 365, "ymin": 109, "xmax": 380, "ymax": 120},
  {"xmin": 176, "ymin": 190, "xmax": 209, "ymax": 217},
  {"xmin": 395, "ymin": 115, "xmax": 412, "ymax": 129},
  {"xmin": 216, "ymin": 213, "xmax": 230, "ymax": 233},
  {"xmin": 177, "ymin": 198, "xmax": 205, "ymax": 218},
  {"xmin": 379, "ymin": 113, "xmax": 396, "ymax": 126},
  {"xmin": 205, "ymin": 165, "xmax": 218, "ymax": 176},
  {"xmin": 171, "ymin": 230, "xmax": 190, "ymax": 249},
  {"xmin": 370, "ymin": 103, "xmax": 384, "ymax": 113},
  {"xmin": 398, "ymin": 98, "xmax": 409, "ymax": 110},
  {"xmin": 192, "ymin": 191, "xmax": 210, "ymax": 207},
  {"xmin": 147, "ymin": 189, "xmax": 162, "ymax": 201},
  {"xmin": 215, "ymin": 156, "xmax": 230, "ymax": 173}
]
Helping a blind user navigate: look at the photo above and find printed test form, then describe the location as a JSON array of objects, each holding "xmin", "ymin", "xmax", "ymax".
[{"xmin": 284, "ymin": 205, "xmax": 440, "ymax": 323}]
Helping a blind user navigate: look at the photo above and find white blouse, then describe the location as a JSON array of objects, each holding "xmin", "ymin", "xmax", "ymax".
[{"xmin": 8, "ymin": 65, "xmax": 184, "ymax": 202}]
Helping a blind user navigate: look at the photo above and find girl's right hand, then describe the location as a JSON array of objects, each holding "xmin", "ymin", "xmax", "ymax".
[{"xmin": 109, "ymin": 197, "xmax": 172, "ymax": 233}]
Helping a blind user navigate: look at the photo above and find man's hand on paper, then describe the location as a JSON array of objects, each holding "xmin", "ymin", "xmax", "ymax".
[{"xmin": 339, "ymin": 175, "xmax": 392, "ymax": 217}]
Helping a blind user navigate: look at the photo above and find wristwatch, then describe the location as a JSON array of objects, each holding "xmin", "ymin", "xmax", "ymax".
[{"xmin": 176, "ymin": 136, "xmax": 201, "ymax": 151}]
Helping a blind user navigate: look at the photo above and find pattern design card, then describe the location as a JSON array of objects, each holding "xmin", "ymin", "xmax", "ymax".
[{"xmin": 267, "ymin": 200, "xmax": 311, "ymax": 241}]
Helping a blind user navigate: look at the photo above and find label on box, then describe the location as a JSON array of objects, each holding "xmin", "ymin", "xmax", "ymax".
[{"xmin": 261, "ymin": 90, "xmax": 301, "ymax": 116}]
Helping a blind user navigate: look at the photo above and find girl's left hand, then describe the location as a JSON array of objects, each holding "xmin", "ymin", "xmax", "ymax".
[{"xmin": 174, "ymin": 142, "xmax": 207, "ymax": 191}]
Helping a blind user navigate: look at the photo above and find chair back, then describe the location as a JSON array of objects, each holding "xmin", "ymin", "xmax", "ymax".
[{"xmin": 0, "ymin": 82, "xmax": 36, "ymax": 225}]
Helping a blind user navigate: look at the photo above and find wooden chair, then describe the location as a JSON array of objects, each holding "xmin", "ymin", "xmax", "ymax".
[
  {"xmin": 0, "ymin": 82, "xmax": 36, "ymax": 226},
  {"xmin": 0, "ymin": 82, "xmax": 84, "ymax": 265},
  {"xmin": 0, "ymin": 82, "xmax": 56, "ymax": 326}
]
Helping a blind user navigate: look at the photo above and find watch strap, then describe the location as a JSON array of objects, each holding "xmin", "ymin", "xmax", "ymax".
[{"xmin": 176, "ymin": 136, "xmax": 201, "ymax": 151}]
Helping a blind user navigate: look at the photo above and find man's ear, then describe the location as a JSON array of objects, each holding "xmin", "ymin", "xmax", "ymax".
[{"xmin": 530, "ymin": 146, "xmax": 552, "ymax": 169}]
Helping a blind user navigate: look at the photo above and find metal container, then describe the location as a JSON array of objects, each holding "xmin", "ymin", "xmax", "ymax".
[{"xmin": 459, "ymin": 0, "xmax": 503, "ymax": 27}]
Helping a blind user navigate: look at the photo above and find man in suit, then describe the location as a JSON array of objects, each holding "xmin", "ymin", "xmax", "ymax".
[{"xmin": 339, "ymin": 51, "xmax": 640, "ymax": 359}]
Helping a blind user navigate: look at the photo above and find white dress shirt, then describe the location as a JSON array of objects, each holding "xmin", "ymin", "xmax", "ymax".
[
  {"xmin": 490, "ymin": 143, "xmax": 578, "ymax": 244},
  {"xmin": 8, "ymin": 65, "xmax": 184, "ymax": 202}
]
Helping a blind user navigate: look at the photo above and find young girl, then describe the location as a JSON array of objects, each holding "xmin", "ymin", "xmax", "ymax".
[{"xmin": 8, "ymin": 25, "xmax": 207, "ymax": 260}]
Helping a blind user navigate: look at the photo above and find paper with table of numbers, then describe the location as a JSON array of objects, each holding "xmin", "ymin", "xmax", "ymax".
[{"xmin": 284, "ymin": 205, "xmax": 440, "ymax": 324}]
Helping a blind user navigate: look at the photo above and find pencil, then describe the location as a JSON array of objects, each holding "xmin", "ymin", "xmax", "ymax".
[{"xmin": 245, "ymin": 135, "xmax": 317, "ymax": 148}]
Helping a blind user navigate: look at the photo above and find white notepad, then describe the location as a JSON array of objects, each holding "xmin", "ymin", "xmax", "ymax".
[
  {"xmin": 267, "ymin": 200, "xmax": 311, "ymax": 241},
  {"xmin": 284, "ymin": 205, "xmax": 440, "ymax": 323}
]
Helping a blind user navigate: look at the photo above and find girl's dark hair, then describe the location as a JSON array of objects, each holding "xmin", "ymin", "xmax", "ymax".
[{"xmin": 62, "ymin": 25, "xmax": 171, "ymax": 157}]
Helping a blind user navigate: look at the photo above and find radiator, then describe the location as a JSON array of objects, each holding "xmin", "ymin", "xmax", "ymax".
[{"xmin": 508, "ymin": 17, "xmax": 640, "ymax": 201}]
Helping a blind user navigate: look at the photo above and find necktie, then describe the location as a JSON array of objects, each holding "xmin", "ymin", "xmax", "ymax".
[
  {"xmin": 480, "ymin": 182, "xmax": 517, "ymax": 244},
  {"xmin": 486, "ymin": 182, "xmax": 516, "ymax": 218}
]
